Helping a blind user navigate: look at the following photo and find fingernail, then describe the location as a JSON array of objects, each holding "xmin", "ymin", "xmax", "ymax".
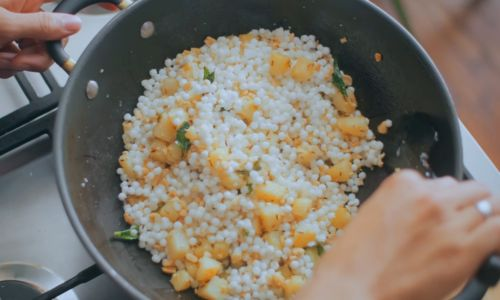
[{"xmin": 58, "ymin": 14, "xmax": 82, "ymax": 32}]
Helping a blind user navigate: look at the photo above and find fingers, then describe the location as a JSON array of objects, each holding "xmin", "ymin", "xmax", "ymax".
[
  {"xmin": 453, "ymin": 197, "xmax": 500, "ymax": 231},
  {"xmin": 468, "ymin": 214, "xmax": 500, "ymax": 258},
  {"xmin": 440, "ymin": 181, "xmax": 491, "ymax": 209},
  {"xmin": 0, "ymin": 41, "xmax": 54, "ymax": 73},
  {"xmin": 0, "ymin": 8, "xmax": 81, "ymax": 43}
]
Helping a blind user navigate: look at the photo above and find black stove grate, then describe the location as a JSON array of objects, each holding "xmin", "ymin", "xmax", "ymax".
[{"xmin": 0, "ymin": 71, "xmax": 61, "ymax": 156}]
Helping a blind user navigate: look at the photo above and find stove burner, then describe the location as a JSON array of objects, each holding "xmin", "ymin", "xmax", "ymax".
[
  {"xmin": 0, "ymin": 262, "xmax": 78, "ymax": 300},
  {"xmin": 0, "ymin": 279, "xmax": 43, "ymax": 299}
]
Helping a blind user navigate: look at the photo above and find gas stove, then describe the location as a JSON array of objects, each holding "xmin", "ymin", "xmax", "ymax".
[{"xmin": 0, "ymin": 4, "xmax": 499, "ymax": 300}]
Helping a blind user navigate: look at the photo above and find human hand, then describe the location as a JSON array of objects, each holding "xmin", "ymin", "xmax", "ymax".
[
  {"xmin": 0, "ymin": 0, "xmax": 81, "ymax": 78},
  {"xmin": 299, "ymin": 170, "xmax": 500, "ymax": 300}
]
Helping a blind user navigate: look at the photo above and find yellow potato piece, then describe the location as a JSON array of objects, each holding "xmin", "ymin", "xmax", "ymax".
[
  {"xmin": 159, "ymin": 198, "xmax": 184, "ymax": 222},
  {"xmin": 293, "ymin": 224, "xmax": 316, "ymax": 248},
  {"xmin": 257, "ymin": 203, "xmax": 283, "ymax": 232},
  {"xmin": 292, "ymin": 198, "xmax": 313, "ymax": 221},
  {"xmin": 332, "ymin": 206, "xmax": 351, "ymax": 229},
  {"xmin": 253, "ymin": 181, "xmax": 287, "ymax": 204},
  {"xmin": 167, "ymin": 229, "xmax": 189, "ymax": 260},
  {"xmin": 284, "ymin": 275, "xmax": 306, "ymax": 298},
  {"xmin": 171, "ymin": 270, "xmax": 193, "ymax": 292},
  {"xmin": 291, "ymin": 57, "xmax": 316, "ymax": 82},
  {"xmin": 196, "ymin": 257, "xmax": 222, "ymax": 283},
  {"xmin": 153, "ymin": 114, "xmax": 177, "ymax": 143},
  {"xmin": 270, "ymin": 52, "xmax": 291, "ymax": 77},
  {"xmin": 160, "ymin": 78, "xmax": 179, "ymax": 97},
  {"xmin": 332, "ymin": 89, "xmax": 357, "ymax": 115},
  {"xmin": 326, "ymin": 160, "xmax": 354, "ymax": 183},
  {"xmin": 263, "ymin": 231, "xmax": 283, "ymax": 250},
  {"xmin": 337, "ymin": 116, "xmax": 369, "ymax": 137},
  {"xmin": 196, "ymin": 276, "xmax": 229, "ymax": 300}
]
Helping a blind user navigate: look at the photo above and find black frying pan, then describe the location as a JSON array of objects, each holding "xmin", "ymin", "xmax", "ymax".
[{"xmin": 45, "ymin": 0, "xmax": 498, "ymax": 298}]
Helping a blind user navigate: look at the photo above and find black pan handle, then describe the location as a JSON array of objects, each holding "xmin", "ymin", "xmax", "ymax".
[
  {"xmin": 46, "ymin": 0, "xmax": 132, "ymax": 73},
  {"xmin": 455, "ymin": 255, "xmax": 500, "ymax": 299}
]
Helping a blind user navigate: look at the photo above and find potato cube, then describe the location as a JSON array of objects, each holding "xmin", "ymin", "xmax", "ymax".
[
  {"xmin": 256, "ymin": 203, "xmax": 283, "ymax": 232},
  {"xmin": 270, "ymin": 52, "xmax": 291, "ymax": 77},
  {"xmin": 238, "ymin": 100, "xmax": 259, "ymax": 124},
  {"xmin": 264, "ymin": 231, "xmax": 283, "ymax": 250},
  {"xmin": 252, "ymin": 216, "xmax": 262, "ymax": 236},
  {"xmin": 196, "ymin": 276, "xmax": 229, "ymax": 300},
  {"xmin": 217, "ymin": 169, "xmax": 245, "ymax": 190},
  {"xmin": 269, "ymin": 271, "xmax": 286, "ymax": 288},
  {"xmin": 211, "ymin": 242, "xmax": 230, "ymax": 261},
  {"xmin": 150, "ymin": 140, "xmax": 183, "ymax": 165},
  {"xmin": 293, "ymin": 224, "xmax": 316, "ymax": 248},
  {"xmin": 167, "ymin": 229, "xmax": 189, "ymax": 260},
  {"xmin": 185, "ymin": 261, "xmax": 198, "ymax": 279},
  {"xmin": 153, "ymin": 114, "xmax": 177, "ymax": 143},
  {"xmin": 292, "ymin": 198, "xmax": 313, "ymax": 221},
  {"xmin": 118, "ymin": 152, "xmax": 136, "ymax": 179},
  {"xmin": 160, "ymin": 78, "xmax": 179, "ymax": 97},
  {"xmin": 280, "ymin": 265, "xmax": 293, "ymax": 279},
  {"xmin": 332, "ymin": 88, "xmax": 357, "ymax": 115},
  {"xmin": 230, "ymin": 252, "xmax": 243, "ymax": 267},
  {"xmin": 170, "ymin": 270, "xmax": 193, "ymax": 292},
  {"xmin": 284, "ymin": 275, "xmax": 306, "ymax": 298},
  {"xmin": 296, "ymin": 143, "xmax": 318, "ymax": 168},
  {"xmin": 291, "ymin": 57, "xmax": 316, "ymax": 82},
  {"xmin": 337, "ymin": 116, "xmax": 369, "ymax": 137},
  {"xmin": 196, "ymin": 257, "xmax": 222, "ymax": 283},
  {"xmin": 239, "ymin": 33, "xmax": 254, "ymax": 43},
  {"xmin": 194, "ymin": 240, "xmax": 212, "ymax": 258},
  {"xmin": 253, "ymin": 182, "xmax": 287, "ymax": 204},
  {"xmin": 326, "ymin": 160, "xmax": 353, "ymax": 183},
  {"xmin": 159, "ymin": 198, "xmax": 184, "ymax": 222},
  {"xmin": 181, "ymin": 63, "xmax": 193, "ymax": 78},
  {"xmin": 332, "ymin": 206, "xmax": 351, "ymax": 229}
]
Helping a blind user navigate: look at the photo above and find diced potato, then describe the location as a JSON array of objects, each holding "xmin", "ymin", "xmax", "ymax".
[
  {"xmin": 269, "ymin": 271, "xmax": 286, "ymax": 288},
  {"xmin": 211, "ymin": 242, "xmax": 230, "ymax": 261},
  {"xmin": 332, "ymin": 88, "xmax": 357, "ymax": 115},
  {"xmin": 153, "ymin": 114, "xmax": 177, "ymax": 143},
  {"xmin": 160, "ymin": 78, "xmax": 179, "ymax": 97},
  {"xmin": 280, "ymin": 265, "xmax": 293, "ymax": 279},
  {"xmin": 292, "ymin": 198, "xmax": 313, "ymax": 221},
  {"xmin": 326, "ymin": 160, "xmax": 353, "ymax": 183},
  {"xmin": 185, "ymin": 261, "xmax": 198, "ymax": 279},
  {"xmin": 167, "ymin": 229, "xmax": 189, "ymax": 260},
  {"xmin": 256, "ymin": 203, "xmax": 283, "ymax": 232},
  {"xmin": 196, "ymin": 257, "xmax": 222, "ymax": 283},
  {"xmin": 217, "ymin": 169, "xmax": 245, "ymax": 190},
  {"xmin": 332, "ymin": 206, "xmax": 351, "ymax": 229},
  {"xmin": 264, "ymin": 231, "xmax": 283, "ymax": 250},
  {"xmin": 291, "ymin": 57, "xmax": 316, "ymax": 82},
  {"xmin": 150, "ymin": 140, "xmax": 183, "ymax": 165},
  {"xmin": 170, "ymin": 270, "xmax": 193, "ymax": 292},
  {"xmin": 337, "ymin": 116, "xmax": 369, "ymax": 137},
  {"xmin": 284, "ymin": 275, "xmax": 306, "ymax": 298},
  {"xmin": 230, "ymin": 252, "xmax": 243, "ymax": 267},
  {"xmin": 293, "ymin": 224, "xmax": 316, "ymax": 248},
  {"xmin": 305, "ymin": 247, "xmax": 320, "ymax": 265},
  {"xmin": 238, "ymin": 100, "xmax": 259, "ymax": 124},
  {"xmin": 208, "ymin": 148, "xmax": 228, "ymax": 169},
  {"xmin": 343, "ymin": 74, "xmax": 353, "ymax": 86},
  {"xmin": 181, "ymin": 63, "xmax": 193, "ymax": 78},
  {"xmin": 118, "ymin": 152, "xmax": 136, "ymax": 179},
  {"xmin": 159, "ymin": 198, "xmax": 184, "ymax": 222},
  {"xmin": 270, "ymin": 52, "xmax": 291, "ymax": 77},
  {"xmin": 194, "ymin": 240, "xmax": 213, "ymax": 258},
  {"xmin": 196, "ymin": 276, "xmax": 229, "ymax": 300},
  {"xmin": 252, "ymin": 216, "xmax": 262, "ymax": 236},
  {"xmin": 239, "ymin": 33, "xmax": 254, "ymax": 43},
  {"xmin": 296, "ymin": 143, "xmax": 319, "ymax": 168},
  {"xmin": 204, "ymin": 36, "xmax": 216, "ymax": 46},
  {"xmin": 253, "ymin": 182, "xmax": 287, "ymax": 204}
]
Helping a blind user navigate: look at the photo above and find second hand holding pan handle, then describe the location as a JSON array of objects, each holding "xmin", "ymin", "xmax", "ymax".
[{"xmin": 46, "ymin": 0, "xmax": 133, "ymax": 74}]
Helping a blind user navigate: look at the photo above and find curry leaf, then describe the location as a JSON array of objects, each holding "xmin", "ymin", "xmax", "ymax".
[
  {"xmin": 113, "ymin": 225, "xmax": 140, "ymax": 241},
  {"xmin": 176, "ymin": 122, "xmax": 191, "ymax": 153},
  {"xmin": 332, "ymin": 59, "xmax": 347, "ymax": 97},
  {"xmin": 203, "ymin": 67, "xmax": 215, "ymax": 83}
]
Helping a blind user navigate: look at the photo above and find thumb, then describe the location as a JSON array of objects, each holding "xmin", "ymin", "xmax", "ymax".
[{"xmin": 1, "ymin": 9, "xmax": 81, "ymax": 41}]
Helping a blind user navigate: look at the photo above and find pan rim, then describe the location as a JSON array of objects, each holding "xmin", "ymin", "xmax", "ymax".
[{"xmin": 54, "ymin": 0, "xmax": 463, "ymax": 299}]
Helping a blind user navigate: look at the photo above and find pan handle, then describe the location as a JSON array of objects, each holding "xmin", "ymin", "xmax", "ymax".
[
  {"xmin": 454, "ymin": 255, "xmax": 500, "ymax": 300},
  {"xmin": 46, "ymin": 0, "xmax": 133, "ymax": 73}
]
